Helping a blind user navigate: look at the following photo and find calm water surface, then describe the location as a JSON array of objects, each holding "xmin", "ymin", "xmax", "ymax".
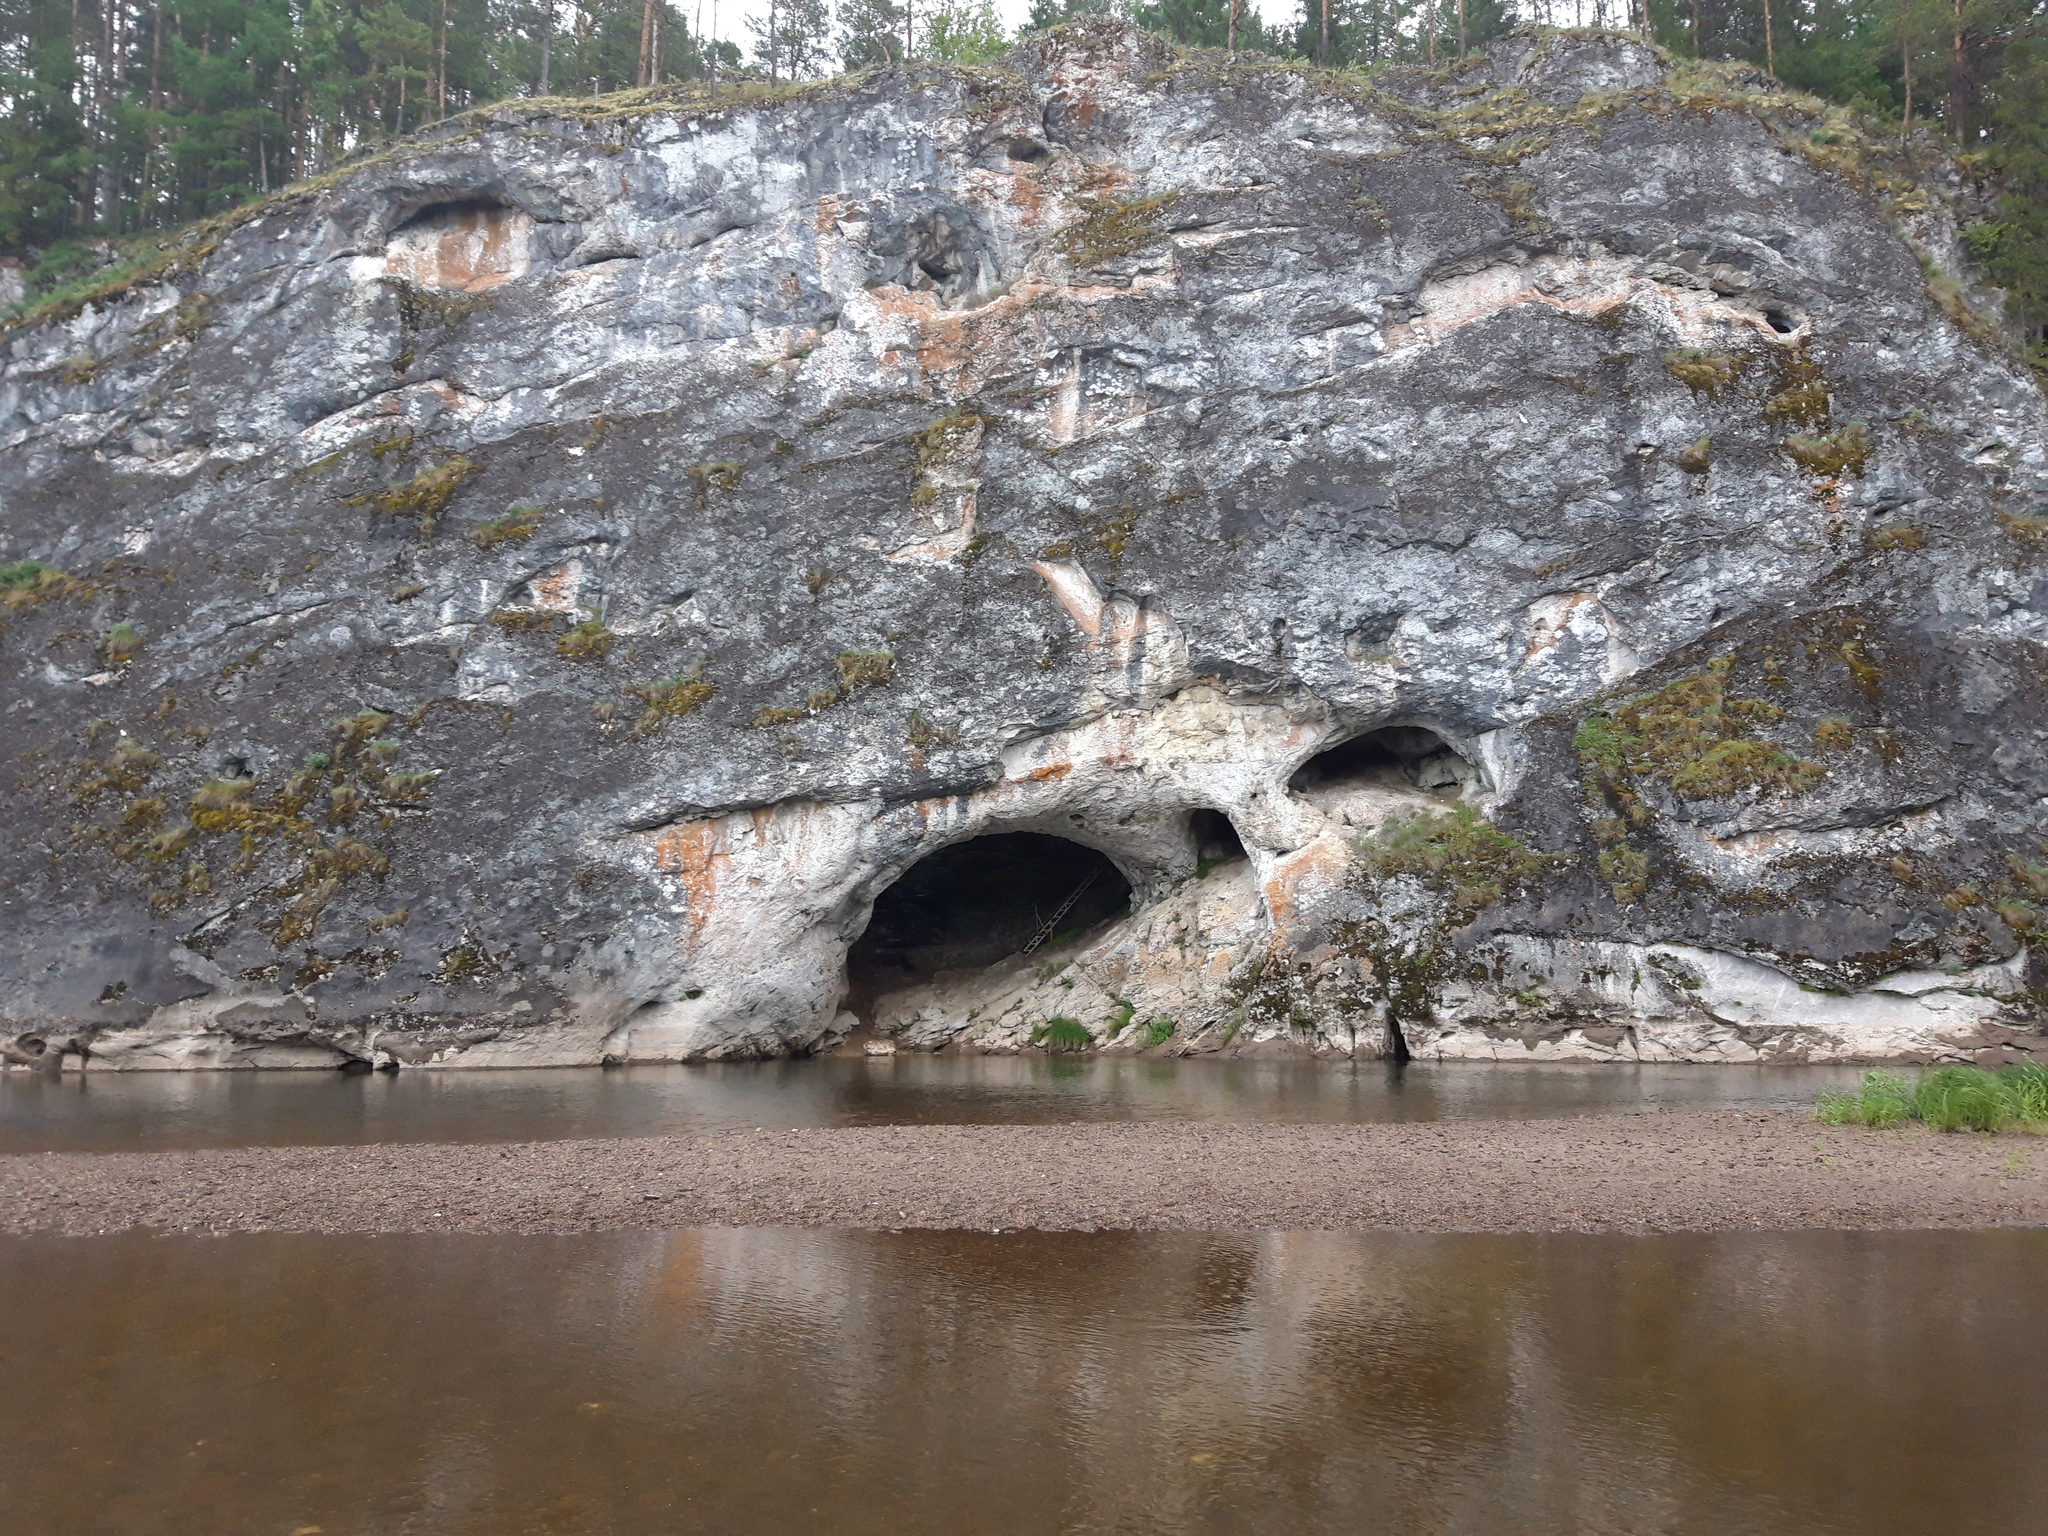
[
  {"xmin": 0, "ymin": 1056, "xmax": 1872, "ymax": 1153},
  {"xmin": 2, "ymin": 1226, "xmax": 2042, "ymax": 1535}
]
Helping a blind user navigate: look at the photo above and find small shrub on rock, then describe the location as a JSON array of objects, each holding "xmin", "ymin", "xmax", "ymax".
[
  {"xmin": 1784, "ymin": 422, "xmax": 1872, "ymax": 477},
  {"xmin": 556, "ymin": 618, "xmax": 613, "ymax": 662},
  {"xmin": 835, "ymin": 649, "xmax": 895, "ymax": 690},
  {"xmin": 383, "ymin": 770, "xmax": 438, "ymax": 799},
  {"xmin": 100, "ymin": 622, "xmax": 144, "ymax": 666},
  {"xmin": 1138, "ymin": 1016, "xmax": 1176, "ymax": 1048},
  {"xmin": 1361, "ymin": 807, "xmax": 1566, "ymax": 925},
  {"xmin": 1666, "ymin": 349, "xmax": 1739, "ymax": 396},
  {"xmin": 472, "ymin": 505, "xmax": 544, "ymax": 548},
  {"xmin": 627, "ymin": 668, "xmax": 714, "ymax": 737},
  {"xmin": 0, "ymin": 559, "xmax": 73, "ymax": 609}
]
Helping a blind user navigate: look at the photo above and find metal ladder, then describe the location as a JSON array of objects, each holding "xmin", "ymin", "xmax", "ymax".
[{"xmin": 1021, "ymin": 869, "xmax": 1098, "ymax": 955}]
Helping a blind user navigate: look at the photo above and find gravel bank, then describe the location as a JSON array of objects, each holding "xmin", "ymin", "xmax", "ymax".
[{"xmin": 4, "ymin": 1111, "xmax": 2044, "ymax": 1236}]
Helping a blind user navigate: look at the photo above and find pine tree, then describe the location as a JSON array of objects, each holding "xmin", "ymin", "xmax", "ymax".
[
  {"xmin": 1963, "ymin": 30, "xmax": 2048, "ymax": 356},
  {"xmin": 1133, "ymin": 0, "xmax": 1261, "ymax": 52},
  {"xmin": 752, "ymin": 0, "xmax": 832, "ymax": 78},
  {"xmin": 923, "ymin": 0, "xmax": 1008, "ymax": 60},
  {"xmin": 1025, "ymin": 0, "xmax": 1125, "ymax": 30},
  {"xmin": 839, "ymin": 0, "xmax": 908, "ymax": 68}
]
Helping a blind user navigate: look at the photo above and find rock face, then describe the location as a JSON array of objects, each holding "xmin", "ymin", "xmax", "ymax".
[{"xmin": 4, "ymin": 23, "xmax": 2046, "ymax": 1071}]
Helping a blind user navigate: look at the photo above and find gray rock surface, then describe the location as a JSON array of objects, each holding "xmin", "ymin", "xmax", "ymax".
[{"xmin": 3, "ymin": 23, "xmax": 2044, "ymax": 1070}]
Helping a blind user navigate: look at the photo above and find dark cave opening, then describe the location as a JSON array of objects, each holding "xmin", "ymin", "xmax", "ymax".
[
  {"xmin": 390, "ymin": 196, "xmax": 510, "ymax": 238},
  {"xmin": 1289, "ymin": 725, "xmax": 1474, "ymax": 797},
  {"xmin": 1385, "ymin": 1011, "xmax": 1412, "ymax": 1064},
  {"xmin": 845, "ymin": 833, "xmax": 1133, "ymax": 1015},
  {"xmin": 1190, "ymin": 808, "xmax": 1248, "ymax": 872}
]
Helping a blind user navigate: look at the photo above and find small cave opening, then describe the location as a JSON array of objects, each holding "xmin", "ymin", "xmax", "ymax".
[
  {"xmin": 845, "ymin": 833, "xmax": 1133, "ymax": 1016},
  {"xmin": 1292, "ymin": 726, "xmax": 1474, "ymax": 795},
  {"xmin": 1189, "ymin": 808, "xmax": 1247, "ymax": 874},
  {"xmin": 1763, "ymin": 305, "xmax": 1799, "ymax": 335},
  {"xmin": 389, "ymin": 195, "xmax": 510, "ymax": 239},
  {"xmin": 1384, "ymin": 1011, "xmax": 1412, "ymax": 1064},
  {"xmin": 1289, "ymin": 726, "xmax": 1477, "ymax": 830},
  {"xmin": 384, "ymin": 196, "xmax": 530, "ymax": 293}
]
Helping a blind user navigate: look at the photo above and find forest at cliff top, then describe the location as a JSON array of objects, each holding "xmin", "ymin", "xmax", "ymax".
[{"xmin": 3, "ymin": 0, "xmax": 2047, "ymax": 356}]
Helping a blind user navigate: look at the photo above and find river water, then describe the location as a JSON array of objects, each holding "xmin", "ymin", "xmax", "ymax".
[
  {"xmin": 2, "ymin": 1225, "xmax": 2043, "ymax": 1534},
  {"xmin": 7, "ymin": 1058, "xmax": 2036, "ymax": 1533},
  {"xmin": 0, "ymin": 1055, "xmax": 1871, "ymax": 1153}
]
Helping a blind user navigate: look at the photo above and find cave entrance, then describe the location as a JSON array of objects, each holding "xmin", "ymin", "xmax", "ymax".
[
  {"xmin": 1190, "ymin": 808, "xmax": 1247, "ymax": 873},
  {"xmin": 845, "ymin": 833, "xmax": 1133, "ymax": 1015},
  {"xmin": 1289, "ymin": 726, "xmax": 1476, "ymax": 829}
]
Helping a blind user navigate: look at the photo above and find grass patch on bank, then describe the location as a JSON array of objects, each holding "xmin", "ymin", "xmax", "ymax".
[
  {"xmin": 1817, "ymin": 1064, "xmax": 2048, "ymax": 1133},
  {"xmin": 1031, "ymin": 1017, "xmax": 1093, "ymax": 1052}
]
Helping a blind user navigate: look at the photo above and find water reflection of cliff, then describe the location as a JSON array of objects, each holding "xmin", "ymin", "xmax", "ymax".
[{"xmin": 4, "ymin": 1228, "xmax": 2044, "ymax": 1533}]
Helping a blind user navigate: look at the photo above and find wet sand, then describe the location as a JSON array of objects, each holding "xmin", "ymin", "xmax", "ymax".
[{"xmin": 6, "ymin": 1109, "xmax": 2045, "ymax": 1235}]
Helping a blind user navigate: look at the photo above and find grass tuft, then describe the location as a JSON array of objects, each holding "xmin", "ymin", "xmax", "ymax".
[
  {"xmin": 2, "ymin": 563, "xmax": 76, "ymax": 611},
  {"xmin": 351, "ymin": 454, "xmax": 480, "ymax": 530},
  {"xmin": 1031, "ymin": 1016, "xmax": 1093, "ymax": 1052},
  {"xmin": 1666, "ymin": 348, "xmax": 1739, "ymax": 396},
  {"xmin": 1572, "ymin": 713, "xmax": 1636, "ymax": 770},
  {"xmin": 472, "ymin": 506, "xmax": 544, "ymax": 549},
  {"xmin": 101, "ymin": 622, "xmax": 144, "ymax": 666},
  {"xmin": 1817, "ymin": 1065, "xmax": 2048, "ymax": 1133},
  {"xmin": 1866, "ymin": 522, "xmax": 1925, "ymax": 551},
  {"xmin": 188, "ymin": 777, "xmax": 255, "ymax": 830},
  {"xmin": 627, "ymin": 668, "xmax": 714, "ymax": 737},
  {"xmin": 1996, "ymin": 510, "xmax": 2048, "ymax": 553},
  {"xmin": 2, "ymin": 557, "xmax": 69, "ymax": 592},
  {"xmin": 556, "ymin": 618, "xmax": 614, "ymax": 661},
  {"xmin": 1916, "ymin": 1065, "xmax": 2034, "ymax": 1132},
  {"xmin": 331, "ymin": 710, "xmax": 390, "ymax": 752},
  {"xmin": 1812, "ymin": 716, "xmax": 1855, "ymax": 752},
  {"xmin": 1589, "ymin": 657, "xmax": 1825, "ymax": 801},
  {"xmin": 2007, "ymin": 1061, "xmax": 2048, "ymax": 1121},
  {"xmin": 1784, "ymin": 422, "xmax": 1872, "ymax": 478},
  {"xmin": 1816, "ymin": 1071, "xmax": 1915, "ymax": 1128},
  {"xmin": 834, "ymin": 649, "xmax": 896, "ymax": 691}
]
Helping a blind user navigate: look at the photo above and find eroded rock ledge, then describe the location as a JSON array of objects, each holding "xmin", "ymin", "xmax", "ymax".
[{"xmin": 3, "ymin": 24, "xmax": 2044, "ymax": 1070}]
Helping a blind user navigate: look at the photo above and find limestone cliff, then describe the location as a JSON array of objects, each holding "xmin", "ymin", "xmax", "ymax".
[{"xmin": 4, "ymin": 23, "xmax": 2045, "ymax": 1070}]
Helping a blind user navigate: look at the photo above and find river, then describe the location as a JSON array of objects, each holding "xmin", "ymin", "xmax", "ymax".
[
  {"xmin": 0, "ymin": 1055, "xmax": 1870, "ymax": 1152},
  {"xmin": 5, "ymin": 1057, "xmax": 2037, "ymax": 1534},
  {"xmin": 2, "ymin": 1225, "xmax": 2043, "ymax": 1533}
]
